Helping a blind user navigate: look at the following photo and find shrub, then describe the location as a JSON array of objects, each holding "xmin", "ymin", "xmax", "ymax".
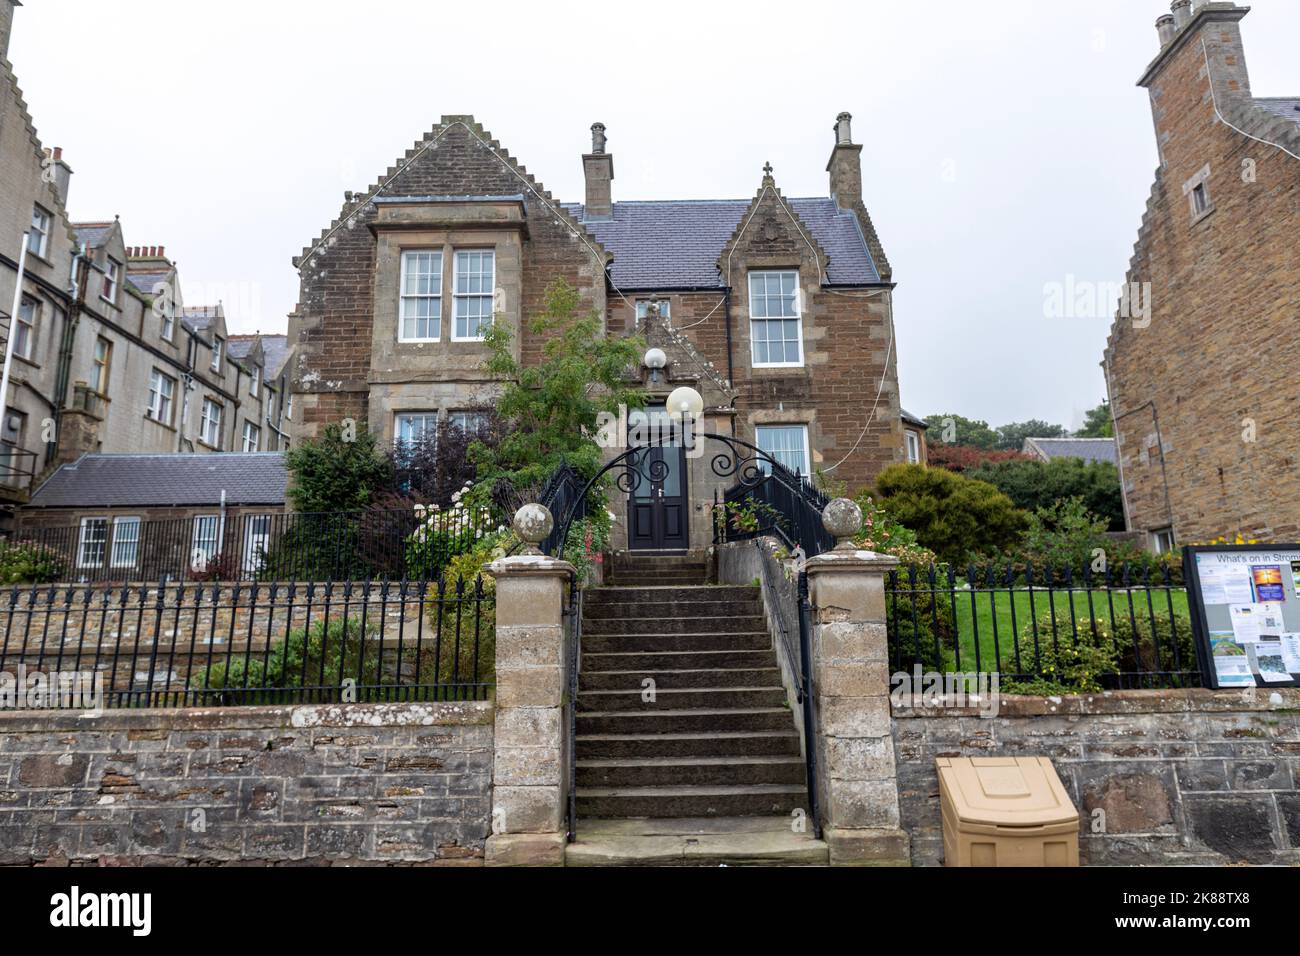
[
  {"xmin": 965, "ymin": 457, "xmax": 1124, "ymax": 531},
  {"xmin": 925, "ymin": 443, "xmax": 1029, "ymax": 474},
  {"xmin": 0, "ymin": 541, "xmax": 67, "ymax": 584},
  {"xmin": 886, "ymin": 569, "xmax": 958, "ymax": 672},
  {"xmin": 851, "ymin": 492, "xmax": 937, "ymax": 565},
  {"xmin": 873, "ymin": 464, "xmax": 1027, "ymax": 566},
  {"xmin": 285, "ymin": 422, "xmax": 394, "ymax": 514}
]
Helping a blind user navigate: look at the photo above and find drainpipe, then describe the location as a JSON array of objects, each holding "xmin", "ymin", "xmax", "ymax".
[
  {"xmin": 50, "ymin": 243, "xmax": 89, "ymax": 466},
  {"xmin": 722, "ymin": 286, "xmax": 734, "ymax": 389},
  {"xmin": 218, "ymin": 488, "xmax": 227, "ymax": 553},
  {"xmin": 0, "ymin": 230, "xmax": 30, "ymax": 441}
]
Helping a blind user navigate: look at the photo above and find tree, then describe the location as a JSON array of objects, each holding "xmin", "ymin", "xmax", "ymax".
[
  {"xmin": 475, "ymin": 277, "xmax": 647, "ymax": 489},
  {"xmin": 965, "ymin": 457, "xmax": 1125, "ymax": 531},
  {"xmin": 873, "ymin": 464, "xmax": 1027, "ymax": 566},
  {"xmin": 995, "ymin": 419, "xmax": 1067, "ymax": 451},
  {"xmin": 924, "ymin": 413, "xmax": 999, "ymax": 449},
  {"xmin": 1077, "ymin": 400, "xmax": 1115, "ymax": 438},
  {"xmin": 926, "ymin": 443, "xmax": 1028, "ymax": 474},
  {"xmin": 285, "ymin": 422, "xmax": 394, "ymax": 514}
]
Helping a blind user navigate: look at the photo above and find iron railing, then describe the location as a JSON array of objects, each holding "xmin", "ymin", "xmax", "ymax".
[
  {"xmin": 886, "ymin": 562, "xmax": 1204, "ymax": 690},
  {"xmin": 0, "ymin": 575, "xmax": 494, "ymax": 709},
  {"xmin": 539, "ymin": 464, "xmax": 585, "ymax": 558},
  {"xmin": 0, "ymin": 447, "xmax": 38, "ymax": 491},
  {"xmin": 714, "ymin": 461, "xmax": 835, "ymax": 558},
  {"xmin": 3, "ymin": 506, "xmax": 507, "ymax": 584},
  {"xmin": 562, "ymin": 575, "xmax": 583, "ymax": 842}
]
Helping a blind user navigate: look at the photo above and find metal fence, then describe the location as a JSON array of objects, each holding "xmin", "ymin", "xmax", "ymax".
[
  {"xmin": 2, "ymin": 506, "xmax": 507, "ymax": 584},
  {"xmin": 886, "ymin": 563, "xmax": 1203, "ymax": 690},
  {"xmin": 0, "ymin": 576, "xmax": 494, "ymax": 709},
  {"xmin": 714, "ymin": 463, "xmax": 835, "ymax": 558}
]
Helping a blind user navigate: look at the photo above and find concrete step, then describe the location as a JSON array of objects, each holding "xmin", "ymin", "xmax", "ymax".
[
  {"xmin": 584, "ymin": 615, "xmax": 766, "ymax": 635},
  {"xmin": 576, "ymin": 784, "xmax": 807, "ymax": 819},
  {"xmin": 609, "ymin": 575, "xmax": 706, "ymax": 587},
  {"xmin": 580, "ymin": 667, "xmax": 783, "ymax": 691},
  {"xmin": 576, "ymin": 707, "xmax": 795, "ymax": 735},
  {"xmin": 577, "ymin": 730, "xmax": 802, "ymax": 760},
  {"xmin": 612, "ymin": 562, "xmax": 708, "ymax": 575},
  {"xmin": 577, "ymin": 686, "xmax": 789, "ymax": 712},
  {"xmin": 566, "ymin": 817, "xmax": 827, "ymax": 867},
  {"xmin": 582, "ymin": 631, "xmax": 772, "ymax": 653},
  {"xmin": 583, "ymin": 599, "xmax": 760, "ymax": 620},
  {"xmin": 588, "ymin": 585, "xmax": 759, "ymax": 604},
  {"xmin": 576, "ymin": 755, "xmax": 806, "ymax": 788},
  {"xmin": 582, "ymin": 649, "xmax": 777, "ymax": 672}
]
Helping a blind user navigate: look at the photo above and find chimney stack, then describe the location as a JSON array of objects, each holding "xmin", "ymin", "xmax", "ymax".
[
  {"xmin": 0, "ymin": 1, "xmax": 20, "ymax": 61},
  {"xmin": 1155, "ymin": 14, "xmax": 1176, "ymax": 46},
  {"xmin": 582, "ymin": 122, "xmax": 614, "ymax": 221},
  {"xmin": 1171, "ymin": 0, "xmax": 1192, "ymax": 30},
  {"xmin": 826, "ymin": 111, "xmax": 863, "ymax": 210},
  {"xmin": 43, "ymin": 145, "xmax": 72, "ymax": 209}
]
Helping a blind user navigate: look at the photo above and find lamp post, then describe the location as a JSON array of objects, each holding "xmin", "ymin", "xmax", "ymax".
[{"xmin": 667, "ymin": 385, "xmax": 704, "ymax": 452}]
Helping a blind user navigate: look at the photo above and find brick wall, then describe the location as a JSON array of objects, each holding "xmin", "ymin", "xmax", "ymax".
[
  {"xmin": 1104, "ymin": 7, "xmax": 1300, "ymax": 543},
  {"xmin": 0, "ymin": 702, "xmax": 493, "ymax": 866},
  {"xmin": 894, "ymin": 689, "xmax": 1300, "ymax": 865}
]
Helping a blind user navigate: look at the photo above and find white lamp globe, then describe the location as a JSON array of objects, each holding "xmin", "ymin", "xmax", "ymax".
[
  {"xmin": 667, "ymin": 386, "xmax": 705, "ymax": 422},
  {"xmin": 643, "ymin": 348, "xmax": 668, "ymax": 371}
]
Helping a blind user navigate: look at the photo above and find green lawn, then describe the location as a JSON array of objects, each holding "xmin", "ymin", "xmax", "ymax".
[{"xmin": 890, "ymin": 583, "xmax": 1192, "ymax": 675}]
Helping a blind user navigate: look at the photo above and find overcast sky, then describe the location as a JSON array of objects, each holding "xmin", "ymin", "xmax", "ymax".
[{"xmin": 9, "ymin": 0, "xmax": 1298, "ymax": 430}]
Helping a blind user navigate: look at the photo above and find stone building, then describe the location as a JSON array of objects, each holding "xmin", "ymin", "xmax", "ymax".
[
  {"xmin": 1103, "ymin": 1, "xmax": 1300, "ymax": 550},
  {"xmin": 290, "ymin": 113, "xmax": 912, "ymax": 549},
  {"xmin": 0, "ymin": 0, "xmax": 287, "ymax": 526}
]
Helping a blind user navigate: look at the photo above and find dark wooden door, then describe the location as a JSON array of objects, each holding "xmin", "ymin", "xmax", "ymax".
[{"xmin": 627, "ymin": 407, "xmax": 689, "ymax": 550}]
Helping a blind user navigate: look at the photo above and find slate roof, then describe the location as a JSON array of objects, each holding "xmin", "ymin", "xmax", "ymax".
[
  {"xmin": 126, "ymin": 270, "xmax": 169, "ymax": 295},
  {"xmin": 900, "ymin": 408, "xmax": 929, "ymax": 429},
  {"xmin": 28, "ymin": 454, "xmax": 289, "ymax": 508},
  {"xmin": 561, "ymin": 198, "xmax": 881, "ymax": 289},
  {"xmin": 72, "ymin": 222, "xmax": 114, "ymax": 249},
  {"xmin": 181, "ymin": 305, "xmax": 222, "ymax": 334},
  {"xmin": 1255, "ymin": 97, "xmax": 1300, "ymax": 124},
  {"xmin": 226, "ymin": 336, "xmax": 258, "ymax": 361},
  {"xmin": 260, "ymin": 335, "xmax": 292, "ymax": 378},
  {"xmin": 1023, "ymin": 437, "xmax": 1118, "ymax": 466}
]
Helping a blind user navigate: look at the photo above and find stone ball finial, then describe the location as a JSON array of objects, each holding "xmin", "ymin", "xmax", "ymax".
[
  {"xmin": 822, "ymin": 498, "xmax": 863, "ymax": 549},
  {"xmin": 513, "ymin": 503, "xmax": 554, "ymax": 553}
]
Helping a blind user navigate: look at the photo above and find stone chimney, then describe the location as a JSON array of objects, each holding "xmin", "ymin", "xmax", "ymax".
[
  {"xmin": 1141, "ymin": 2, "xmax": 1252, "ymax": 104},
  {"xmin": 44, "ymin": 146, "xmax": 72, "ymax": 208},
  {"xmin": 1155, "ymin": 14, "xmax": 1176, "ymax": 47},
  {"xmin": 1, "ymin": 0, "xmax": 20, "ymax": 62},
  {"xmin": 582, "ymin": 122, "xmax": 614, "ymax": 221},
  {"xmin": 1171, "ymin": 0, "xmax": 1192, "ymax": 30},
  {"xmin": 826, "ymin": 111, "xmax": 863, "ymax": 210}
]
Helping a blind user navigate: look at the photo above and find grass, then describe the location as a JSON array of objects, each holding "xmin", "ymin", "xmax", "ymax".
[{"xmin": 892, "ymin": 582, "xmax": 1192, "ymax": 674}]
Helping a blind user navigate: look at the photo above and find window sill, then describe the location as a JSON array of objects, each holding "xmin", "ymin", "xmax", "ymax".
[
  {"xmin": 398, "ymin": 338, "xmax": 442, "ymax": 345},
  {"xmin": 751, "ymin": 362, "xmax": 807, "ymax": 371},
  {"xmin": 1190, "ymin": 204, "xmax": 1216, "ymax": 227},
  {"xmin": 99, "ymin": 296, "xmax": 118, "ymax": 309},
  {"xmin": 26, "ymin": 250, "xmax": 54, "ymax": 268},
  {"xmin": 144, "ymin": 413, "xmax": 177, "ymax": 433},
  {"xmin": 197, "ymin": 439, "xmax": 222, "ymax": 452}
]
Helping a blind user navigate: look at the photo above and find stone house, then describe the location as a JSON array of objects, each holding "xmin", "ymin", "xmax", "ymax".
[
  {"xmin": 1103, "ymin": 1, "xmax": 1300, "ymax": 550},
  {"xmin": 0, "ymin": 0, "xmax": 287, "ymax": 528},
  {"xmin": 290, "ymin": 112, "xmax": 913, "ymax": 550}
]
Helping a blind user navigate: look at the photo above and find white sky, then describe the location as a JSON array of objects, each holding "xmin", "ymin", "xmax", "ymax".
[{"xmin": 9, "ymin": 0, "xmax": 1299, "ymax": 430}]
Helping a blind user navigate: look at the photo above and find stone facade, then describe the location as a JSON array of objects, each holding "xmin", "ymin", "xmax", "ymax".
[
  {"xmin": 0, "ymin": 702, "xmax": 493, "ymax": 866},
  {"xmin": 1103, "ymin": 2, "xmax": 1300, "ymax": 547},
  {"xmin": 894, "ymin": 689, "xmax": 1300, "ymax": 866}
]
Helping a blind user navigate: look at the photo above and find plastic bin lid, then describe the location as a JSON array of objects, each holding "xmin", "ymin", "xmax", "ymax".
[{"xmin": 936, "ymin": 757, "xmax": 1078, "ymax": 828}]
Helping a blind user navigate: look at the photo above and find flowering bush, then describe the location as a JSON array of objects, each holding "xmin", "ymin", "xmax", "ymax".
[
  {"xmin": 851, "ymin": 492, "xmax": 938, "ymax": 566},
  {"xmin": 405, "ymin": 483, "xmax": 506, "ymax": 580},
  {"xmin": 0, "ymin": 541, "xmax": 67, "ymax": 584}
]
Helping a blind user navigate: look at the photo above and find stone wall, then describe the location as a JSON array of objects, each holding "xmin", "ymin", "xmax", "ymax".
[
  {"xmin": 894, "ymin": 688, "xmax": 1300, "ymax": 866},
  {"xmin": 0, "ymin": 701, "xmax": 493, "ymax": 866}
]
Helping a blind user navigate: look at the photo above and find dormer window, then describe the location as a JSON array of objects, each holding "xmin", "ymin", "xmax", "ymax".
[
  {"xmin": 102, "ymin": 258, "xmax": 120, "ymax": 303},
  {"xmin": 29, "ymin": 206, "xmax": 51, "ymax": 259},
  {"xmin": 453, "ymin": 250, "xmax": 495, "ymax": 341},
  {"xmin": 211, "ymin": 336, "xmax": 224, "ymax": 373},
  {"xmin": 250, "ymin": 364, "xmax": 261, "ymax": 397}
]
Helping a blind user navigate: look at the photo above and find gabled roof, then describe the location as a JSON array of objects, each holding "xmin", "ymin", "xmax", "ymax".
[
  {"xmin": 259, "ymin": 335, "xmax": 292, "ymax": 379},
  {"xmin": 181, "ymin": 304, "xmax": 223, "ymax": 335},
  {"xmin": 561, "ymin": 197, "xmax": 880, "ymax": 289},
  {"xmin": 900, "ymin": 408, "xmax": 929, "ymax": 429},
  {"xmin": 28, "ymin": 454, "xmax": 289, "ymax": 508},
  {"xmin": 126, "ymin": 270, "xmax": 170, "ymax": 295},
  {"xmin": 226, "ymin": 335, "xmax": 260, "ymax": 362},
  {"xmin": 1255, "ymin": 97, "xmax": 1300, "ymax": 124},
  {"xmin": 1022, "ymin": 437, "xmax": 1117, "ymax": 466},
  {"xmin": 72, "ymin": 221, "xmax": 116, "ymax": 249}
]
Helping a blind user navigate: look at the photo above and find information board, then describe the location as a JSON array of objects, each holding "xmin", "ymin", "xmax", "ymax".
[{"xmin": 1183, "ymin": 545, "xmax": 1300, "ymax": 689}]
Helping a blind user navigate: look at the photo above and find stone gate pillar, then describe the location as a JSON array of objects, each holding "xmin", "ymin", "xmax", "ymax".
[
  {"xmin": 484, "ymin": 504, "xmax": 574, "ymax": 867},
  {"xmin": 805, "ymin": 498, "xmax": 910, "ymax": 866}
]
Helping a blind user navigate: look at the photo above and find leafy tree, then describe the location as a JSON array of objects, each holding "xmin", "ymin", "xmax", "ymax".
[
  {"xmin": 926, "ymin": 443, "xmax": 1028, "ymax": 474},
  {"xmin": 924, "ymin": 413, "xmax": 999, "ymax": 449},
  {"xmin": 386, "ymin": 412, "xmax": 503, "ymax": 508},
  {"xmin": 873, "ymin": 464, "xmax": 1027, "ymax": 566},
  {"xmin": 995, "ymin": 419, "xmax": 1067, "ymax": 451},
  {"xmin": 1077, "ymin": 400, "xmax": 1115, "ymax": 438},
  {"xmin": 964, "ymin": 457, "xmax": 1124, "ymax": 530},
  {"xmin": 475, "ymin": 278, "xmax": 647, "ymax": 489},
  {"xmin": 285, "ymin": 422, "xmax": 394, "ymax": 514}
]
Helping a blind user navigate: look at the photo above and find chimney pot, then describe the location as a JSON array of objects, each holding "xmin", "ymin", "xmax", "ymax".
[
  {"xmin": 834, "ymin": 112, "xmax": 853, "ymax": 146},
  {"xmin": 590, "ymin": 122, "xmax": 607, "ymax": 154},
  {"xmin": 582, "ymin": 123, "xmax": 614, "ymax": 220},
  {"xmin": 1171, "ymin": 0, "xmax": 1191, "ymax": 29},
  {"xmin": 158, "ymin": 245, "xmax": 165, "ymax": 258},
  {"xmin": 1156, "ymin": 14, "xmax": 1176, "ymax": 45}
]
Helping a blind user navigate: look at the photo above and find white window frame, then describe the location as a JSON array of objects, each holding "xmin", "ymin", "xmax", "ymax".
[
  {"xmin": 14, "ymin": 297, "xmax": 37, "ymax": 361},
  {"xmin": 450, "ymin": 411, "xmax": 488, "ymax": 436},
  {"xmin": 399, "ymin": 250, "xmax": 443, "ymax": 342},
  {"xmin": 242, "ymin": 420, "xmax": 260, "ymax": 453},
  {"xmin": 93, "ymin": 336, "xmax": 113, "ymax": 394},
  {"xmin": 249, "ymin": 364, "xmax": 261, "ymax": 397},
  {"xmin": 77, "ymin": 517, "xmax": 109, "ymax": 569},
  {"xmin": 200, "ymin": 398, "xmax": 223, "ymax": 448},
  {"xmin": 102, "ymin": 258, "xmax": 120, "ymax": 304},
  {"xmin": 191, "ymin": 515, "xmax": 220, "ymax": 567},
  {"xmin": 211, "ymin": 336, "xmax": 224, "ymax": 373},
  {"xmin": 755, "ymin": 424, "xmax": 812, "ymax": 477},
  {"xmin": 452, "ymin": 249, "xmax": 495, "ymax": 342},
  {"xmin": 1152, "ymin": 528, "xmax": 1176, "ymax": 554},
  {"xmin": 147, "ymin": 368, "xmax": 175, "ymax": 424},
  {"xmin": 285, "ymin": 392, "xmax": 293, "ymax": 420},
  {"xmin": 905, "ymin": 430, "xmax": 921, "ymax": 464},
  {"xmin": 395, "ymin": 412, "xmax": 439, "ymax": 449},
  {"xmin": 110, "ymin": 517, "xmax": 142, "ymax": 569},
  {"xmin": 29, "ymin": 206, "xmax": 51, "ymax": 259},
  {"xmin": 635, "ymin": 300, "xmax": 671, "ymax": 326},
  {"xmin": 748, "ymin": 270, "xmax": 804, "ymax": 368}
]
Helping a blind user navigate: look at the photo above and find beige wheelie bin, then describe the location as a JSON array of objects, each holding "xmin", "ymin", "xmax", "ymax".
[{"xmin": 936, "ymin": 757, "xmax": 1080, "ymax": 867}]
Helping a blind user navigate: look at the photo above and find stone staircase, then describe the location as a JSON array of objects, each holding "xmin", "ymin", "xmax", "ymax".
[{"xmin": 574, "ymin": 551, "xmax": 809, "ymax": 824}]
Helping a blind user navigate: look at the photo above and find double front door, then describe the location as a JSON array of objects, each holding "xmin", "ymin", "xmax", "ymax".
[{"xmin": 627, "ymin": 405, "xmax": 688, "ymax": 550}]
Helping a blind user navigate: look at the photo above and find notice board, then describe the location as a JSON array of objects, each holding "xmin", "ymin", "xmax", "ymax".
[{"xmin": 1183, "ymin": 544, "xmax": 1300, "ymax": 689}]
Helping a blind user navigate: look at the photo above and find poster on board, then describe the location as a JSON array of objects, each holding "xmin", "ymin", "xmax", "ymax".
[{"xmin": 1184, "ymin": 545, "xmax": 1300, "ymax": 689}]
